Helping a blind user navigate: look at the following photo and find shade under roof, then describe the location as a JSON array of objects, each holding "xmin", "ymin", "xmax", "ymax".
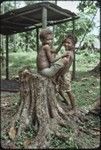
[{"xmin": 0, "ymin": 2, "xmax": 79, "ymax": 35}]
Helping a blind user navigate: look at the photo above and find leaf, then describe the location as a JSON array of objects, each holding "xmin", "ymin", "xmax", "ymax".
[{"xmin": 8, "ymin": 127, "xmax": 16, "ymax": 140}]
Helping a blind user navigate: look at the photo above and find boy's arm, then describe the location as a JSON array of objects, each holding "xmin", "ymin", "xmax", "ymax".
[
  {"xmin": 44, "ymin": 45, "xmax": 70, "ymax": 63},
  {"xmin": 55, "ymin": 35, "xmax": 66, "ymax": 54},
  {"xmin": 50, "ymin": 45, "xmax": 62, "ymax": 54},
  {"xmin": 55, "ymin": 42, "xmax": 63, "ymax": 54},
  {"xmin": 44, "ymin": 46, "xmax": 62, "ymax": 63},
  {"xmin": 52, "ymin": 51, "xmax": 70, "ymax": 63}
]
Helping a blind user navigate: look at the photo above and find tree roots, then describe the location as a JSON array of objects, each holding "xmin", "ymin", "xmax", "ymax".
[{"xmin": 8, "ymin": 69, "xmax": 86, "ymax": 149}]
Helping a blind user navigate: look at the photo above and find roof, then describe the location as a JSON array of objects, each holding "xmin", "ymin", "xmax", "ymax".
[{"xmin": 0, "ymin": 2, "xmax": 79, "ymax": 35}]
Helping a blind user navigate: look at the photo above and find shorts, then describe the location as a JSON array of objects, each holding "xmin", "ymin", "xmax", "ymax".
[
  {"xmin": 39, "ymin": 59, "xmax": 64, "ymax": 77},
  {"xmin": 57, "ymin": 72, "xmax": 71, "ymax": 92}
]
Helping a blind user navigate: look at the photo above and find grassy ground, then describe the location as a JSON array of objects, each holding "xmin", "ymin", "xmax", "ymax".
[
  {"xmin": 1, "ymin": 51, "xmax": 37, "ymax": 78},
  {"xmin": 1, "ymin": 50, "xmax": 100, "ymax": 149}
]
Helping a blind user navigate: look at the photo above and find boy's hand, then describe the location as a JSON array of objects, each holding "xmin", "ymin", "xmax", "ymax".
[{"xmin": 62, "ymin": 51, "xmax": 69, "ymax": 58}]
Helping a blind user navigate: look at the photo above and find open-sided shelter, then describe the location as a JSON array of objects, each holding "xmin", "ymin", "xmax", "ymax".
[
  {"xmin": 0, "ymin": 2, "xmax": 78, "ymax": 35},
  {"xmin": 0, "ymin": 2, "xmax": 79, "ymax": 90}
]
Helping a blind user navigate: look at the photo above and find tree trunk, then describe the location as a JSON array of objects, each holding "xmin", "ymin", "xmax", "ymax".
[
  {"xmin": 9, "ymin": 69, "xmax": 72, "ymax": 148},
  {"xmin": 8, "ymin": 68, "xmax": 86, "ymax": 149}
]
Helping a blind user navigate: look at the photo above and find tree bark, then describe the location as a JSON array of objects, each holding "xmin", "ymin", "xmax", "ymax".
[
  {"xmin": 8, "ymin": 69, "xmax": 72, "ymax": 148},
  {"xmin": 8, "ymin": 68, "xmax": 86, "ymax": 149}
]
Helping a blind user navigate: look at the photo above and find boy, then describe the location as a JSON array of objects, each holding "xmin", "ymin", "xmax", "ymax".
[
  {"xmin": 56, "ymin": 33, "xmax": 77, "ymax": 113},
  {"xmin": 37, "ymin": 28, "xmax": 69, "ymax": 77}
]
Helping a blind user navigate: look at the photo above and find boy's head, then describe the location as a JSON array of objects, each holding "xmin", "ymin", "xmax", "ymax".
[
  {"xmin": 63, "ymin": 33, "xmax": 77, "ymax": 51},
  {"xmin": 39, "ymin": 28, "xmax": 53, "ymax": 46}
]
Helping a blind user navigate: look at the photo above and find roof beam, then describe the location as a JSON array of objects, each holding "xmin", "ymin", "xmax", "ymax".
[
  {"xmin": 1, "ymin": 25, "xmax": 23, "ymax": 30},
  {"xmin": 1, "ymin": 8, "xmax": 41, "ymax": 21},
  {"xmin": 20, "ymin": 15, "xmax": 40, "ymax": 23},
  {"xmin": 5, "ymin": 26, "xmax": 37, "ymax": 35},
  {"xmin": 46, "ymin": 5, "xmax": 70, "ymax": 18},
  {"xmin": 1, "ymin": 19, "xmax": 32, "ymax": 27},
  {"xmin": 0, "ymin": 17, "xmax": 79, "ymax": 35},
  {"xmin": 48, "ymin": 16, "xmax": 79, "ymax": 26}
]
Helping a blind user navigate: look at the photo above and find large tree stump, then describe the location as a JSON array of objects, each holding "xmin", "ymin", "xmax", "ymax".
[{"xmin": 8, "ymin": 68, "xmax": 85, "ymax": 149}]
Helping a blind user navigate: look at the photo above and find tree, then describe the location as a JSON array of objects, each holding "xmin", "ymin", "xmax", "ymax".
[
  {"xmin": 54, "ymin": 0, "xmax": 98, "ymax": 49},
  {"xmin": 78, "ymin": 0, "xmax": 100, "ymax": 73},
  {"xmin": 8, "ymin": 68, "xmax": 70, "ymax": 148},
  {"xmin": 8, "ymin": 68, "xmax": 87, "ymax": 149}
]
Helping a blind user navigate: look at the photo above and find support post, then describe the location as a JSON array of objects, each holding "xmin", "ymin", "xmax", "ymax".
[
  {"xmin": 53, "ymin": 0, "xmax": 57, "ymax": 38},
  {"xmin": 6, "ymin": 35, "xmax": 9, "ymax": 80},
  {"xmin": 72, "ymin": 18, "xmax": 76, "ymax": 80},
  {"xmin": 42, "ymin": 7, "xmax": 47, "ymax": 29}
]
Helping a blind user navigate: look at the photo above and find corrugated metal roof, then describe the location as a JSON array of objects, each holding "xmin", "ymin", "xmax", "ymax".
[{"xmin": 0, "ymin": 2, "xmax": 79, "ymax": 35}]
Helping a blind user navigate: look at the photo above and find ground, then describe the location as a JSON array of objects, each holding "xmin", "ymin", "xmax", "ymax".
[{"xmin": 1, "ymin": 50, "xmax": 100, "ymax": 149}]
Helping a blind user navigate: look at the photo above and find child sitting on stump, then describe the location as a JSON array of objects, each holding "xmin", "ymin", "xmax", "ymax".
[{"xmin": 37, "ymin": 28, "xmax": 69, "ymax": 77}]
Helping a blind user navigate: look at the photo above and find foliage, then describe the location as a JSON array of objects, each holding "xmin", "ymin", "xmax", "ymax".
[
  {"xmin": 16, "ymin": 30, "xmax": 37, "ymax": 52},
  {"xmin": 54, "ymin": 1, "xmax": 99, "ymax": 48},
  {"xmin": 1, "ymin": 1, "xmax": 14, "ymax": 12},
  {"xmin": 75, "ymin": 50, "xmax": 100, "ymax": 71},
  {"xmin": 0, "ymin": 1, "xmax": 99, "ymax": 53},
  {"xmin": 77, "ymin": 1, "xmax": 99, "ymax": 12}
]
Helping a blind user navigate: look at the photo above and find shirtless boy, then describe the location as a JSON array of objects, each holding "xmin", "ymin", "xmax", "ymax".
[
  {"xmin": 56, "ymin": 33, "xmax": 77, "ymax": 113},
  {"xmin": 37, "ymin": 28, "xmax": 69, "ymax": 77}
]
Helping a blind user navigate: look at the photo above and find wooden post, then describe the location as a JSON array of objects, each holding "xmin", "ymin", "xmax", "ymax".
[
  {"xmin": 53, "ymin": 0, "xmax": 57, "ymax": 37},
  {"xmin": 42, "ymin": 7, "xmax": 47, "ymax": 29},
  {"xmin": 6, "ymin": 35, "xmax": 9, "ymax": 80},
  {"xmin": 72, "ymin": 18, "xmax": 76, "ymax": 80}
]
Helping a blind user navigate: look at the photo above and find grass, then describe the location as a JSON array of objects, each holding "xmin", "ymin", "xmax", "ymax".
[
  {"xmin": 1, "ymin": 50, "xmax": 100, "ymax": 149},
  {"xmin": 75, "ymin": 50, "xmax": 100, "ymax": 71},
  {"xmin": 72, "ymin": 75, "xmax": 100, "ymax": 107},
  {"xmin": 1, "ymin": 51, "xmax": 37, "ymax": 78},
  {"xmin": 71, "ymin": 50, "xmax": 100, "ymax": 108}
]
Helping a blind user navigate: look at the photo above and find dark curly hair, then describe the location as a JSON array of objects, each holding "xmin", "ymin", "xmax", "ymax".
[{"xmin": 65, "ymin": 33, "xmax": 77, "ymax": 44}]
